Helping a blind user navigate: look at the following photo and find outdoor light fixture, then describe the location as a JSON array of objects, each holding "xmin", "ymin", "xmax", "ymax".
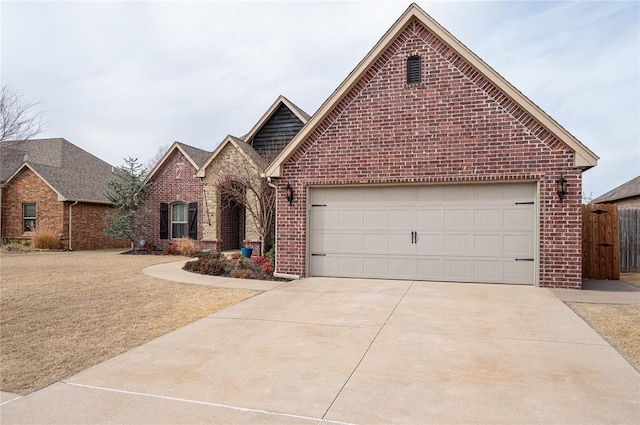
[
  {"xmin": 285, "ymin": 183, "xmax": 294, "ymax": 205},
  {"xmin": 556, "ymin": 174, "xmax": 567, "ymax": 202}
]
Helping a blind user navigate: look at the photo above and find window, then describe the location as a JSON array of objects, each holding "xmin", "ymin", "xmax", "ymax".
[
  {"xmin": 171, "ymin": 203, "xmax": 187, "ymax": 238},
  {"xmin": 407, "ymin": 55, "xmax": 421, "ymax": 84},
  {"xmin": 23, "ymin": 203, "xmax": 36, "ymax": 232}
]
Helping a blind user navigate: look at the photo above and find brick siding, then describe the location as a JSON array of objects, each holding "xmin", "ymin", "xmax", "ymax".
[
  {"xmin": 275, "ymin": 20, "xmax": 584, "ymax": 288},
  {"xmin": 1, "ymin": 167, "xmax": 127, "ymax": 249},
  {"xmin": 140, "ymin": 149, "xmax": 206, "ymax": 251}
]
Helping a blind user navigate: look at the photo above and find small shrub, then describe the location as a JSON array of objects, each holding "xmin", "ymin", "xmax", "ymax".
[
  {"xmin": 173, "ymin": 238, "xmax": 199, "ymax": 256},
  {"xmin": 266, "ymin": 236, "xmax": 275, "ymax": 265},
  {"xmin": 200, "ymin": 258, "xmax": 226, "ymax": 275},
  {"xmin": 32, "ymin": 229, "xmax": 60, "ymax": 249},
  {"xmin": 230, "ymin": 252, "xmax": 242, "ymax": 260},
  {"xmin": 230, "ymin": 268, "xmax": 253, "ymax": 279},
  {"xmin": 251, "ymin": 256, "xmax": 268, "ymax": 266},
  {"xmin": 261, "ymin": 262, "xmax": 274, "ymax": 276}
]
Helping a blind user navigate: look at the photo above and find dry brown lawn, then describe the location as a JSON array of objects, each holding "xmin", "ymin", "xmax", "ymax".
[
  {"xmin": 567, "ymin": 302, "xmax": 640, "ymax": 372},
  {"xmin": 566, "ymin": 272, "xmax": 640, "ymax": 372},
  {"xmin": 0, "ymin": 250, "xmax": 259, "ymax": 395}
]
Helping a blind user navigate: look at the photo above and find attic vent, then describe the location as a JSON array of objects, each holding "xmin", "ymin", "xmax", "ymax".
[{"xmin": 407, "ymin": 55, "xmax": 421, "ymax": 84}]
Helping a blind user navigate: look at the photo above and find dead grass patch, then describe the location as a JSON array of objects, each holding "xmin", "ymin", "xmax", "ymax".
[
  {"xmin": 0, "ymin": 250, "xmax": 259, "ymax": 395},
  {"xmin": 566, "ymin": 302, "xmax": 640, "ymax": 372},
  {"xmin": 620, "ymin": 272, "xmax": 640, "ymax": 288}
]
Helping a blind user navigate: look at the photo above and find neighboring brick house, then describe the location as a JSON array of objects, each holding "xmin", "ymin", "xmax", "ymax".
[
  {"xmin": 592, "ymin": 175, "xmax": 640, "ymax": 209},
  {"xmin": 0, "ymin": 138, "xmax": 128, "ymax": 250},
  {"xmin": 140, "ymin": 141, "xmax": 210, "ymax": 251},
  {"xmin": 265, "ymin": 4, "xmax": 599, "ymax": 288}
]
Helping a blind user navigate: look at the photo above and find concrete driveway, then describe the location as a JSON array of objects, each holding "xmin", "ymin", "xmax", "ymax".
[{"xmin": 2, "ymin": 278, "xmax": 638, "ymax": 424}]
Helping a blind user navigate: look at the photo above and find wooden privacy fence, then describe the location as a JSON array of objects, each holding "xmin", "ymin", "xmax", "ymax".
[
  {"xmin": 582, "ymin": 204, "xmax": 619, "ymax": 280},
  {"xmin": 619, "ymin": 209, "xmax": 640, "ymax": 272}
]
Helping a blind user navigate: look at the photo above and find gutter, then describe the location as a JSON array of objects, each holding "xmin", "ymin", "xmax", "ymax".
[{"xmin": 68, "ymin": 201, "xmax": 79, "ymax": 250}]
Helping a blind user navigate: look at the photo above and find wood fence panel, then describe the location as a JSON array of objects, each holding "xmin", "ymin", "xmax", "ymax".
[
  {"xmin": 619, "ymin": 209, "xmax": 640, "ymax": 272},
  {"xmin": 582, "ymin": 204, "xmax": 620, "ymax": 280}
]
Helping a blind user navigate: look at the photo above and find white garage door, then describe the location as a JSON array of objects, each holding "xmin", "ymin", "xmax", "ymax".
[{"xmin": 309, "ymin": 183, "xmax": 536, "ymax": 284}]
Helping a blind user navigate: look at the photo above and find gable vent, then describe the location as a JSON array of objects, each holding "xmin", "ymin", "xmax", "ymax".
[{"xmin": 407, "ymin": 55, "xmax": 421, "ymax": 84}]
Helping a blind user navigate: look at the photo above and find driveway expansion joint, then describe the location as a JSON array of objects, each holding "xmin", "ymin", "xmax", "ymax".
[{"xmin": 61, "ymin": 381, "xmax": 358, "ymax": 425}]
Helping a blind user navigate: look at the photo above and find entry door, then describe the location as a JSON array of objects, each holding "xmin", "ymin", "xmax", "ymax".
[{"xmin": 309, "ymin": 183, "xmax": 536, "ymax": 284}]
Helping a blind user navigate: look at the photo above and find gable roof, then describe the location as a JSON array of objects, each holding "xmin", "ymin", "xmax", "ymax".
[
  {"xmin": 0, "ymin": 138, "xmax": 116, "ymax": 203},
  {"xmin": 146, "ymin": 141, "xmax": 211, "ymax": 181},
  {"xmin": 265, "ymin": 3, "xmax": 599, "ymax": 178},
  {"xmin": 242, "ymin": 95, "xmax": 310, "ymax": 144},
  {"xmin": 196, "ymin": 135, "xmax": 267, "ymax": 178},
  {"xmin": 592, "ymin": 175, "xmax": 640, "ymax": 204}
]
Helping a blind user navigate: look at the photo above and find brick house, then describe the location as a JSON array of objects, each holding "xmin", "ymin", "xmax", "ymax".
[
  {"xmin": 592, "ymin": 175, "xmax": 640, "ymax": 209},
  {"xmin": 143, "ymin": 96, "xmax": 308, "ymax": 253},
  {"xmin": 265, "ymin": 4, "xmax": 599, "ymax": 288},
  {"xmin": 0, "ymin": 138, "xmax": 128, "ymax": 250},
  {"xmin": 140, "ymin": 141, "xmax": 210, "ymax": 251}
]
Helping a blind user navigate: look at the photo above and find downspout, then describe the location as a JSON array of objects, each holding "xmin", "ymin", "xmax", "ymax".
[{"xmin": 68, "ymin": 201, "xmax": 79, "ymax": 250}]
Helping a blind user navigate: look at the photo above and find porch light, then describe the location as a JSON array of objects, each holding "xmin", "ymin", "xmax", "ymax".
[
  {"xmin": 285, "ymin": 183, "xmax": 294, "ymax": 205},
  {"xmin": 556, "ymin": 174, "xmax": 567, "ymax": 202}
]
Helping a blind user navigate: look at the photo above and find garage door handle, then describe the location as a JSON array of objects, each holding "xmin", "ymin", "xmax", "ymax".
[
  {"xmin": 411, "ymin": 231, "xmax": 417, "ymax": 244},
  {"xmin": 515, "ymin": 258, "xmax": 534, "ymax": 261}
]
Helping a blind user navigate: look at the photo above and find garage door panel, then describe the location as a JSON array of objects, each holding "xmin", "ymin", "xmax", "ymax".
[
  {"xmin": 311, "ymin": 231, "xmax": 337, "ymax": 252},
  {"xmin": 337, "ymin": 256, "xmax": 363, "ymax": 276},
  {"xmin": 474, "ymin": 234, "xmax": 502, "ymax": 255},
  {"xmin": 474, "ymin": 209, "xmax": 503, "ymax": 229},
  {"xmin": 444, "ymin": 259, "xmax": 473, "ymax": 280},
  {"xmin": 504, "ymin": 209, "xmax": 533, "ymax": 230},
  {"xmin": 363, "ymin": 257, "xmax": 389, "ymax": 276},
  {"xmin": 474, "ymin": 260, "xmax": 503, "ymax": 281},
  {"xmin": 444, "ymin": 234, "xmax": 473, "ymax": 254},
  {"xmin": 415, "ymin": 233, "xmax": 444, "ymax": 253},
  {"xmin": 389, "ymin": 209, "xmax": 415, "ymax": 228},
  {"xmin": 363, "ymin": 209, "xmax": 388, "ymax": 228},
  {"xmin": 417, "ymin": 258, "xmax": 443, "ymax": 278},
  {"xmin": 309, "ymin": 183, "xmax": 535, "ymax": 285},
  {"xmin": 445, "ymin": 209, "xmax": 473, "ymax": 229},
  {"xmin": 504, "ymin": 234, "xmax": 533, "ymax": 256},
  {"xmin": 337, "ymin": 209, "xmax": 362, "ymax": 229},
  {"xmin": 363, "ymin": 233, "xmax": 388, "ymax": 252},
  {"xmin": 416, "ymin": 209, "xmax": 444, "ymax": 228},
  {"xmin": 389, "ymin": 232, "xmax": 412, "ymax": 252},
  {"xmin": 337, "ymin": 232, "xmax": 362, "ymax": 252},
  {"xmin": 311, "ymin": 208, "xmax": 337, "ymax": 229},
  {"xmin": 389, "ymin": 258, "xmax": 416, "ymax": 278},
  {"xmin": 504, "ymin": 261, "xmax": 534, "ymax": 284}
]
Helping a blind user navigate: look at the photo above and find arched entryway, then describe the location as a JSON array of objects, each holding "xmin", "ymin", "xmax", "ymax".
[{"xmin": 219, "ymin": 181, "xmax": 245, "ymax": 251}]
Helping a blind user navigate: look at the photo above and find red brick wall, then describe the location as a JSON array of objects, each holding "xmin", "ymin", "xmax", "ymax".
[
  {"xmin": 66, "ymin": 202, "xmax": 129, "ymax": 250},
  {"xmin": 1, "ymin": 167, "xmax": 127, "ymax": 250},
  {"xmin": 140, "ymin": 149, "xmax": 205, "ymax": 251},
  {"xmin": 275, "ymin": 20, "xmax": 583, "ymax": 288},
  {"xmin": 1, "ymin": 167, "xmax": 64, "ymax": 239}
]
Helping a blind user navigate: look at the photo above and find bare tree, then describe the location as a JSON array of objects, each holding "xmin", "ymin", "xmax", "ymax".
[
  {"xmin": 215, "ymin": 162, "xmax": 275, "ymax": 256},
  {"xmin": 0, "ymin": 85, "xmax": 45, "ymax": 141},
  {"xmin": 145, "ymin": 143, "xmax": 170, "ymax": 171}
]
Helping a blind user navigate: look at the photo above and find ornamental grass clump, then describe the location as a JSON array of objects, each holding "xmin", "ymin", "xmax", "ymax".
[
  {"xmin": 173, "ymin": 238, "xmax": 199, "ymax": 256},
  {"xmin": 32, "ymin": 228, "xmax": 60, "ymax": 250}
]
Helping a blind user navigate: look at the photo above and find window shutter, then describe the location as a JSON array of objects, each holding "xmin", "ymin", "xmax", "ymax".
[
  {"xmin": 188, "ymin": 202, "xmax": 197, "ymax": 239},
  {"xmin": 407, "ymin": 55, "xmax": 421, "ymax": 84},
  {"xmin": 160, "ymin": 203, "xmax": 168, "ymax": 239}
]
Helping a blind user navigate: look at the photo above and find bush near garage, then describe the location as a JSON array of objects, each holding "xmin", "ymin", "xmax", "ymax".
[{"xmin": 183, "ymin": 253, "xmax": 285, "ymax": 281}]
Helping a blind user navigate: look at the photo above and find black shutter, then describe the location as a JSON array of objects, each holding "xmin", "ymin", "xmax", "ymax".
[
  {"xmin": 160, "ymin": 203, "xmax": 168, "ymax": 239},
  {"xmin": 188, "ymin": 202, "xmax": 197, "ymax": 239},
  {"xmin": 407, "ymin": 55, "xmax": 421, "ymax": 84}
]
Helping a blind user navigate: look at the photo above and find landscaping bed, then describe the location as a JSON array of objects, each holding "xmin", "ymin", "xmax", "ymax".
[{"xmin": 183, "ymin": 252, "xmax": 288, "ymax": 281}]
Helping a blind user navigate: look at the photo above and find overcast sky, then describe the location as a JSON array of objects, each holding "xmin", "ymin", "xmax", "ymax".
[{"xmin": 2, "ymin": 0, "xmax": 638, "ymax": 199}]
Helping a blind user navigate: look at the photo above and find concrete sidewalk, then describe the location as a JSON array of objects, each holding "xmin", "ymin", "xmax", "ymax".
[
  {"xmin": 551, "ymin": 279, "xmax": 640, "ymax": 304},
  {"xmin": 2, "ymin": 278, "xmax": 638, "ymax": 424}
]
